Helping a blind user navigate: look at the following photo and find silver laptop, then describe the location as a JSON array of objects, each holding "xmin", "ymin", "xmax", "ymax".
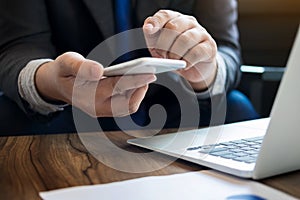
[{"xmin": 128, "ymin": 27, "xmax": 300, "ymax": 179}]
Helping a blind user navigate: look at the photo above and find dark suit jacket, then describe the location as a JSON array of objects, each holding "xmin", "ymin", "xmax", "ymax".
[{"xmin": 0, "ymin": 0, "xmax": 241, "ymax": 129}]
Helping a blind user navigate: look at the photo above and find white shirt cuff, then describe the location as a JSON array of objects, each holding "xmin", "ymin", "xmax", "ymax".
[
  {"xmin": 18, "ymin": 59, "xmax": 68, "ymax": 115},
  {"xmin": 179, "ymin": 53, "xmax": 227, "ymax": 99}
]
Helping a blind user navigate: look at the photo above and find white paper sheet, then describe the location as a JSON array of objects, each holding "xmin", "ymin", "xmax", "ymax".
[{"xmin": 40, "ymin": 170, "xmax": 296, "ymax": 200}]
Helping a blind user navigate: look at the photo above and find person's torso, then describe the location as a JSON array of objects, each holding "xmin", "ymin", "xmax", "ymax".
[{"xmin": 45, "ymin": 0, "xmax": 195, "ymax": 56}]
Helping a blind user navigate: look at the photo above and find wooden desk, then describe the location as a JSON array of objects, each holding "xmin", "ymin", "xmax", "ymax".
[{"xmin": 1, "ymin": 130, "xmax": 300, "ymax": 200}]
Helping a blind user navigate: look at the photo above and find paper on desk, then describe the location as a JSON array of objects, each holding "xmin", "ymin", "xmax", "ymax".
[{"xmin": 40, "ymin": 170, "xmax": 296, "ymax": 200}]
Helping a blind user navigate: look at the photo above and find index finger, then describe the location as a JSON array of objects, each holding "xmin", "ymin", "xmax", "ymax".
[
  {"xmin": 143, "ymin": 10, "xmax": 181, "ymax": 34},
  {"xmin": 143, "ymin": 10, "xmax": 181, "ymax": 47}
]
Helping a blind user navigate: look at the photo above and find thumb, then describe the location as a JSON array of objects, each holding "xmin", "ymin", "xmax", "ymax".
[
  {"xmin": 77, "ymin": 59, "xmax": 104, "ymax": 81},
  {"xmin": 57, "ymin": 52, "xmax": 103, "ymax": 81}
]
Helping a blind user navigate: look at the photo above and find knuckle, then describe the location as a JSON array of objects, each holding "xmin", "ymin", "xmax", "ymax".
[
  {"xmin": 211, "ymin": 38, "xmax": 217, "ymax": 52},
  {"xmin": 167, "ymin": 51, "xmax": 180, "ymax": 59},
  {"xmin": 180, "ymin": 31, "xmax": 196, "ymax": 45},
  {"xmin": 56, "ymin": 53, "xmax": 68, "ymax": 66},
  {"xmin": 157, "ymin": 9, "xmax": 172, "ymax": 19},
  {"xmin": 198, "ymin": 24, "xmax": 207, "ymax": 31},
  {"xmin": 164, "ymin": 21, "xmax": 177, "ymax": 30},
  {"xmin": 155, "ymin": 10, "xmax": 180, "ymax": 23},
  {"xmin": 186, "ymin": 37, "xmax": 217, "ymax": 63},
  {"xmin": 186, "ymin": 15, "xmax": 197, "ymax": 23},
  {"xmin": 59, "ymin": 52, "xmax": 77, "ymax": 62},
  {"xmin": 189, "ymin": 46, "xmax": 203, "ymax": 63},
  {"xmin": 62, "ymin": 51, "xmax": 74, "ymax": 58},
  {"xmin": 57, "ymin": 52, "xmax": 83, "ymax": 70},
  {"xmin": 144, "ymin": 16, "xmax": 153, "ymax": 24},
  {"xmin": 206, "ymin": 39, "xmax": 217, "ymax": 60}
]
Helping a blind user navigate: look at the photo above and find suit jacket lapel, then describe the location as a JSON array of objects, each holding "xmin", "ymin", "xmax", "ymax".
[{"xmin": 82, "ymin": 0, "xmax": 115, "ymax": 38}]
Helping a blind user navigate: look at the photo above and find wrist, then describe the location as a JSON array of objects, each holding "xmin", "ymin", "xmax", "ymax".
[
  {"xmin": 190, "ymin": 60, "xmax": 218, "ymax": 92},
  {"xmin": 35, "ymin": 62, "xmax": 54, "ymax": 100},
  {"xmin": 35, "ymin": 61, "xmax": 68, "ymax": 104},
  {"xmin": 18, "ymin": 59, "xmax": 67, "ymax": 115}
]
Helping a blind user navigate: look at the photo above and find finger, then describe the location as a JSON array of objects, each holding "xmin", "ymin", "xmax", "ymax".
[
  {"xmin": 155, "ymin": 15, "xmax": 199, "ymax": 58},
  {"xmin": 153, "ymin": 27, "xmax": 180, "ymax": 58},
  {"xmin": 88, "ymin": 74, "xmax": 155, "ymax": 116},
  {"xmin": 99, "ymin": 86, "xmax": 148, "ymax": 117},
  {"xmin": 168, "ymin": 28, "xmax": 208, "ymax": 60},
  {"xmin": 57, "ymin": 52, "xmax": 104, "ymax": 80},
  {"xmin": 112, "ymin": 86, "xmax": 148, "ymax": 117},
  {"xmin": 99, "ymin": 74, "xmax": 156, "ymax": 97},
  {"xmin": 98, "ymin": 95, "xmax": 130, "ymax": 117},
  {"xmin": 183, "ymin": 39, "xmax": 217, "ymax": 68},
  {"xmin": 144, "ymin": 10, "xmax": 181, "ymax": 34},
  {"xmin": 114, "ymin": 74, "xmax": 156, "ymax": 93},
  {"xmin": 143, "ymin": 10, "xmax": 181, "ymax": 49},
  {"xmin": 127, "ymin": 85, "xmax": 148, "ymax": 114},
  {"xmin": 176, "ymin": 66, "xmax": 203, "ymax": 83},
  {"xmin": 176, "ymin": 62, "xmax": 217, "ymax": 91},
  {"xmin": 77, "ymin": 59, "xmax": 104, "ymax": 81},
  {"xmin": 57, "ymin": 52, "xmax": 84, "ymax": 75}
]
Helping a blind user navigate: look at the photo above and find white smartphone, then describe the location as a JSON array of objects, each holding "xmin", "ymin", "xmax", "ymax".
[{"xmin": 103, "ymin": 57, "xmax": 186, "ymax": 76}]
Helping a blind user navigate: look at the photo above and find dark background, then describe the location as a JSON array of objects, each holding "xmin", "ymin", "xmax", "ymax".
[{"xmin": 237, "ymin": 0, "xmax": 300, "ymax": 117}]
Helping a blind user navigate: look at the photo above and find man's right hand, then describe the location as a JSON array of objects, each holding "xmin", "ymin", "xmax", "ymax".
[{"xmin": 35, "ymin": 52, "xmax": 156, "ymax": 117}]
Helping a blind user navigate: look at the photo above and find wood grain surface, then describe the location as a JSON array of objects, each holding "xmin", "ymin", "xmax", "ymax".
[{"xmin": 0, "ymin": 130, "xmax": 300, "ymax": 200}]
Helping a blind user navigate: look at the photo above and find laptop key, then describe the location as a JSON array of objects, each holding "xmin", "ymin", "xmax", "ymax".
[
  {"xmin": 243, "ymin": 136, "xmax": 264, "ymax": 142},
  {"xmin": 210, "ymin": 151, "xmax": 231, "ymax": 157},
  {"xmin": 233, "ymin": 156, "xmax": 257, "ymax": 163},
  {"xmin": 220, "ymin": 142, "xmax": 235, "ymax": 146},
  {"xmin": 220, "ymin": 154, "xmax": 238, "ymax": 159},
  {"xmin": 232, "ymin": 152, "xmax": 248, "ymax": 157},
  {"xmin": 187, "ymin": 146, "xmax": 201, "ymax": 151},
  {"xmin": 225, "ymin": 145, "xmax": 238, "ymax": 149},
  {"xmin": 187, "ymin": 144, "xmax": 218, "ymax": 151},
  {"xmin": 231, "ymin": 140, "xmax": 247, "ymax": 144},
  {"xmin": 236, "ymin": 144, "xmax": 248, "ymax": 148},
  {"xmin": 250, "ymin": 154, "xmax": 259, "ymax": 158},
  {"xmin": 245, "ymin": 150, "xmax": 259, "ymax": 155},
  {"xmin": 241, "ymin": 147, "xmax": 255, "ymax": 151},
  {"xmin": 245, "ymin": 142, "xmax": 257, "ymax": 146},
  {"xmin": 209, "ymin": 147, "xmax": 229, "ymax": 153},
  {"xmin": 251, "ymin": 144, "xmax": 262, "ymax": 149},
  {"xmin": 191, "ymin": 135, "xmax": 264, "ymax": 164},
  {"xmin": 229, "ymin": 149, "xmax": 244, "ymax": 153},
  {"xmin": 199, "ymin": 147, "xmax": 228, "ymax": 153}
]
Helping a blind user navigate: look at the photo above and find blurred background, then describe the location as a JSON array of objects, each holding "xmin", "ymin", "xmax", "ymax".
[{"xmin": 237, "ymin": 0, "xmax": 300, "ymax": 117}]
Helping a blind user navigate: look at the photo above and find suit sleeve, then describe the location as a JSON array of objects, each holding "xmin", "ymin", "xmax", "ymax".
[
  {"xmin": 0, "ymin": 0, "xmax": 57, "ymax": 115},
  {"xmin": 193, "ymin": 0, "xmax": 241, "ymax": 92}
]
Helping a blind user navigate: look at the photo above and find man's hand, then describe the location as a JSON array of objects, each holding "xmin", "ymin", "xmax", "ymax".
[
  {"xmin": 35, "ymin": 52, "xmax": 156, "ymax": 117},
  {"xmin": 143, "ymin": 10, "xmax": 218, "ymax": 91}
]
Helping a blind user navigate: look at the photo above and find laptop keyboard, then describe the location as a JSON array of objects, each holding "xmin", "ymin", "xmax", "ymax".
[{"xmin": 187, "ymin": 136, "xmax": 264, "ymax": 164}]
